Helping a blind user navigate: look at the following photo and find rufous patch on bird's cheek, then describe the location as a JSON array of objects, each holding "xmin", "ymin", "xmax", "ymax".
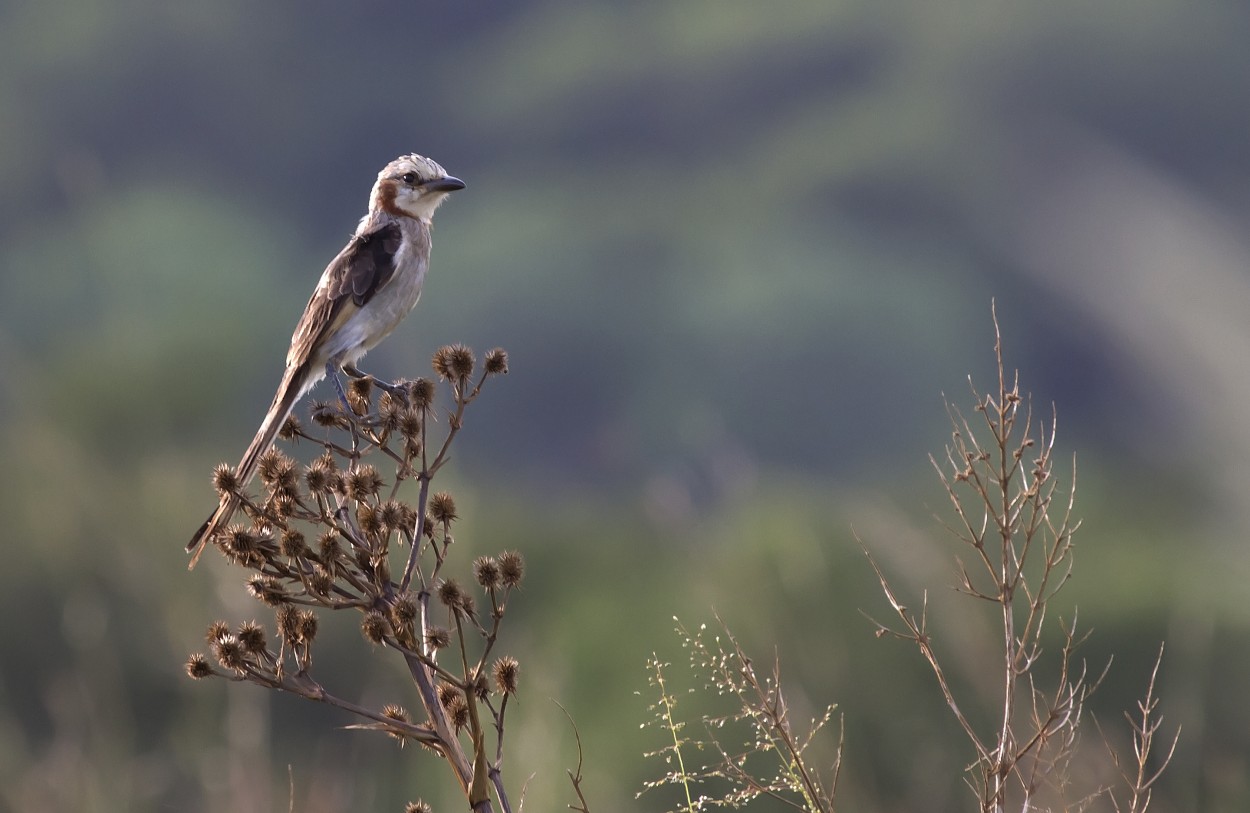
[{"xmin": 375, "ymin": 179, "xmax": 408, "ymax": 218}]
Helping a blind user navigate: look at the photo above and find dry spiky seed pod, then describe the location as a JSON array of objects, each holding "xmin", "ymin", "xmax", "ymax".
[
  {"xmin": 315, "ymin": 451, "xmax": 339, "ymax": 474},
  {"xmin": 186, "ymin": 653, "xmax": 214, "ymax": 679},
  {"xmin": 378, "ymin": 393, "xmax": 403, "ymax": 430},
  {"xmin": 271, "ymin": 493, "xmax": 297, "ymax": 518},
  {"xmin": 304, "ymin": 460, "xmax": 331, "ymax": 493},
  {"xmin": 405, "ymin": 801, "xmax": 433, "ymax": 813},
  {"xmin": 317, "ymin": 531, "xmax": 342, "ymax": 564},
  {"xmin": 391, "ymin": 593, "xmax": 418, "ymax": 626},
  {"xmin": 429, "ymin": 492, "xmax": 458, "ymax": 524},
  {"xmin": 493, "ymin": 656, "xmax": 519, "ymax": 695},
  {"xmin": 222, "ymin": 538, "xmax": 264, "ymax": 568},
  {"xmin": 310, "ymin": 400, "xmax": 348, "ymax": 428},
  {"xmin": 212, "ymin": 634, "xmax": 246, "ymax": 671},
  {"xmin": 361, "ymin": 610, "xmax": 388, "ymax": 644},
  {"xmin": 247, "ymin": 575, "xmax": 288, "ymax": 606},
  {"xmin": 237, "ymin": 621, "xmax": 267, "ymax": 654},
  {"xmin": 296, "ymin": 609, "xmax": 318, "ymax": 643},
  {"xmin": 279, "ymin": 528, "xmax": 306, "ymax": 558},
  {"xmin": 484, "ymin": 347, "xmax": 509, "ymax": 375},
  {"xmin": 346, "ymin": 464, "xmax": 384, "ymax": 500},
  {"xmin": 383, "ymin": 703, "xmax": 410, "ymax": 722},
  {"xmin": 309, "ymin": 566, "xmax": 333, "ymax": 597},
  {"xmin": 278, "ymin": 414, "xmax": 302, "ymax": 440},
  {"xmin": 437, "ymin": 579, "xmax": 465, "ymax": 609},
  {"xmin": 408, "ymin": 378, "xmax": 436, "ymax": 409},
  {"xmin": 224, "ymin": 525, "xmax": 258, "ymax": 556},
  {"xmin": 473, "ymin": 556, "xmax": 501, "ymax": 589},
  {"xmin": 257, "ymin": 449, "xmax": 289, "ymax": 486},
  {"xmin": 397, "ymin": 408, "xmax": 423, "ymax": 441},
  {"xmin": 276, "ymin": 605, "xmax": 301, "ymax": 641},
  {"xmin": 206, "ymin": 620, "xmax": 230, "ymax": 644},
  {"xmin": 449, "ymin": 696, "xmax": 469, "ymax": 731},
  {"xmin": 436, "ymin": 682, "xmax": 460, "ymax": 709},
  {"xmin": 378, "ymin": 500, "xmax": 406, "ymax": 531},
  {"xmin": 425, "ymin": 626, "xmax": 451, "ymax": 650},
  {"xmin": 498, "ymin": 550, "xmax": 525, "ymax": 588},
  {"xmin": 348, "ymin": 376, "xmax": 373, "ymax": 411},
  {"xmin": 382, "ymin": 704, "xmax": 411, "ymax": 744},
  {"xmin": 358, "ymin": 504, "xmax": 382, "ymax": 536},
  {"xmin": 212, "ymin": 463, "xmax": 240, "ymax": 495},
  {"xmin": 432, "ymin": 343, "xmax": 475, "ymax": 381}
]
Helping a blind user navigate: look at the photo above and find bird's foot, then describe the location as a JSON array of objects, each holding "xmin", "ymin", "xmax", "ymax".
[{"xmin": 343, "ymin": 363, "xmax": 410, "ymax": 407}]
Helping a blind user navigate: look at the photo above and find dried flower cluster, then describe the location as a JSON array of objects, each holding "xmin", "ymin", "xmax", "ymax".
[
  {"xmin": 640, "ymin": 619, "xmax": 841, "ymax": 813},
  {"xmin": 186, "ymin": 346, "xmax": 520, "ymax": 813}
]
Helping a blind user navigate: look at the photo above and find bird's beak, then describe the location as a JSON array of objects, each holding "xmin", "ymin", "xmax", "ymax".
[{"xmin": 423, "ymin": 176, "xmax": 465, "ymax": 193}]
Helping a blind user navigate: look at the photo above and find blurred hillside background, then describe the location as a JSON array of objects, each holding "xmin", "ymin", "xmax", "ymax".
[{"xmin": 2, "ymin": 1, "xmax": 1249, "ymax": 811}]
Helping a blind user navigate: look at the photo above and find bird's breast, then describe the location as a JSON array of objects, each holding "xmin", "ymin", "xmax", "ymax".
[{"xmin": 317, "ymin": 221, "xmax": 432, "ymax": 367}]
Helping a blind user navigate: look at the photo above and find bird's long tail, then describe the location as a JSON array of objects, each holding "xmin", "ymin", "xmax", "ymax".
[{"xmin": 187, "ymin": 363, "xmax": 311, "ymax": 569}]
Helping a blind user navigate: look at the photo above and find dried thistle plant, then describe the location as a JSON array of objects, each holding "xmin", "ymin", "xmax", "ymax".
[
  {"xmin": 864, "ymin": 307, "xmax": 1178, "ymax": 812},
  {"xmin": 640, "ymin": 617, "xmax": 841, "ymax": 813},
  {"xmin": 186, "ymin": 346, "xmax": 522, "ymax": 813}
]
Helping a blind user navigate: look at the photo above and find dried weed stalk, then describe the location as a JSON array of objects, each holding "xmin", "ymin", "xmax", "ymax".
[
  {"xmin": 864, "ymin": 308, "xmax": 1177, "ymax": 812},
  {"xmin": 185, "ymin": 346, "xmax": 522, "ymax": 813}
]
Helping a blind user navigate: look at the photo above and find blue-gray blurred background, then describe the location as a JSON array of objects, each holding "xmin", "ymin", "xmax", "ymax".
[{"xmin": 2, "ymin": 2, "xmax": 1249, "ymax": 811}]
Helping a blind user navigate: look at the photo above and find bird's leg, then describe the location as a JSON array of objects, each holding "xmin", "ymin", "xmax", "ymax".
[
  {"xmin": 343, "ymin": 363, "xmax": 410, "ymax": 405},
  {"xmin": 327, "ymin": 361, "xmax": 365, "ymax": 419}
]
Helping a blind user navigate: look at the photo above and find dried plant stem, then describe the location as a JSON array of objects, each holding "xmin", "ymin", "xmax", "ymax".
[
  {"xmin": 188, "ymin": 346, "xmax": 518, "ymax": 813},
  {"xmin": 864, "ymin": 305, "xmax": 1171, "ymax": 813}
]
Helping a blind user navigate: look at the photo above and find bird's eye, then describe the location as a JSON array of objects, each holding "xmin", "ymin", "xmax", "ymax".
[{"xmin": 401, "ymin": 172, "xmax": 419, "ymax": 184}]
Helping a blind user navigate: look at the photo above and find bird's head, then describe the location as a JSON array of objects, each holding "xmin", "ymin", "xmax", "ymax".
[{"xmin": 371, "ymin": 154, "xmax": 465, "ymax": 221}]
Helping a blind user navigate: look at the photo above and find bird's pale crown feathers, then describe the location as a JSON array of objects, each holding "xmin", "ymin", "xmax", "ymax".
[{"xmin": 369, "ymin": 153, "xmax": 464, "ymax": 222}]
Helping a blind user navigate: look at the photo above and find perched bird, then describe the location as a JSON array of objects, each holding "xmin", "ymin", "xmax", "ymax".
[{"xmin": 187, "ymin": 154, "xmax": 465, "ymax": 568}]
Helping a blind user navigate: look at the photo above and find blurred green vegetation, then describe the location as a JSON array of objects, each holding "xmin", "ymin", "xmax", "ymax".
[{"xmin": 3, "ymin": 1, "xmax": 1250, "ymax": 811}]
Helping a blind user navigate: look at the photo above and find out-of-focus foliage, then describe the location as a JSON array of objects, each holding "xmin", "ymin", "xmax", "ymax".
[{"xmin": 2, "ymin": 1, "xmax": 1249, "ymax": 811}]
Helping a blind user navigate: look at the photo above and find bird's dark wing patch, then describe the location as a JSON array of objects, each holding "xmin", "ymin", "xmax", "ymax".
[
  {"xmin": 285, "ymin": 221, "xmax": 402, "ymax": 369},
  {"xmin": 327, "ymin": 222, "xmax": 402, "ymax": 307}
]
